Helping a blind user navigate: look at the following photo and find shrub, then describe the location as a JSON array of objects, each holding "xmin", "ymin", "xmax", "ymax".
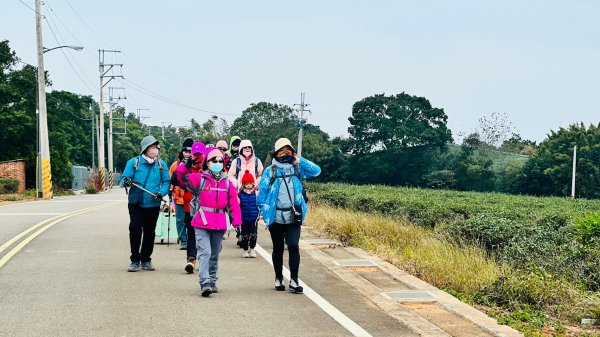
[
  {"xmin": 85, "ymin": 184, "xmax": 97, "ymax": 194},
  {"xmin": 0, "ymin": 178, "xmax": 20, "ymax": 194}
]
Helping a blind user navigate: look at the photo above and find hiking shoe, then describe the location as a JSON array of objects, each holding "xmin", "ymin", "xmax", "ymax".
[
  {"xmin": 201, "ymin": 284, "xmax": 212, "ymax": 297},
  {"xmin": 210, "ymin": 283, "xmax": 218, "ymax": 293},
  {"xmin": 141, "ymin": 262, "xmax": 155, "ymax": 271},
  {"xmin": 243, "ymin": 250, "xmax": 250, "ymax": 258},
  {"xmin": 289, "ymin": 278, "xmax": 303, "ymax": 294},
  {"xmin": 127, "ymin": 262, "xmax": 140, "ymax": 272},
  {"xmin": 249, "ymin": 249, "xmax": 256, "ymax": 258},
  {"xmin": 275, "ymin": 278, "xmax": 285, "ymax": 291},
  {"xmin": 185, "ymin": 257, "xmax": 196, "ymax": 274}
]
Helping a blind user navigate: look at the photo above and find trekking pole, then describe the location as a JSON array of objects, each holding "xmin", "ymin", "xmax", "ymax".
[
  {"xmin": 130, "ymin": 182, "xmax": 158, "ymax": 198},
  {"xmin": 166, "ymin": 196, "xmax": 171, "ymax": 247}
]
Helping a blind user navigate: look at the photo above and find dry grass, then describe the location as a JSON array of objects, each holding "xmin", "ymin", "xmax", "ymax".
[{"xmin": 307, "ymin": 202, "xmax": 502, "ymax": 293}]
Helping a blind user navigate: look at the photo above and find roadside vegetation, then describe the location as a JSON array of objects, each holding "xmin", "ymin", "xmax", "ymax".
[{"xmin": 308, "ymin": 183, "xmax": 600, "ymax": 337}]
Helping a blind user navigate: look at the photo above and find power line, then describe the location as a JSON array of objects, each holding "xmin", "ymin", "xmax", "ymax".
[
  {"xmin": 43, "ymin": 0, "xmax": 96, "ymax": 60},
  {"xmin": 43, "ymin": 2, "xmax": 97, "ymax": 94},
  {"xmin": 16, "ymin": 0, "xmax": 41, "ymax": 15},
  {"xmin": 122, "ymin": 78, "xmax": 240, "ymax": 117},
  {"xmin": 43, "ymin": 17, "xmax": 96, "ymax": 94},
  {"xmin": 63, "ymin": 0, "xmax": 112, "ymax": 48}
]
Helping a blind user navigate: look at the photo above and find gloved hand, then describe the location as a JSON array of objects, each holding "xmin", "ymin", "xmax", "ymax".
[
  {"xmin": 152, "ymin": 192, "xmax": 163, "ymax": 202},
  {"xmin": 185, "ymin": 157, "xmax": 194, "ymax": 169},
  {"xmin": 124, "ymin": 177, "xmax": 132, "ymax": 187}
]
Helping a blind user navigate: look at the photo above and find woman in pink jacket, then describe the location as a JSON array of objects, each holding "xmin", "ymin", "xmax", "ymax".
[{"xmin": 177, "ymin": 147, "xmax": 241, "ymax": 297}]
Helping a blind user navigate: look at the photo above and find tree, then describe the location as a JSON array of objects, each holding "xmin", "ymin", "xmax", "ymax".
[
  {"xmin": 348, "ymin": 93, "xmax": 452, "ymax": 154},
  {"xmin": 477, "ymin": 112, "xmax": 514, "ymax": 148},
  {"xmin": 520, "ymin": 123, "xmax": 600, "ymax": 198},
  {"xmin": 499, "ymin": 133, "xmax": 537, "ymax": 155},
  {"xmin": 230, "ymin": 102, "xmax": 297, "ymax": 161}
]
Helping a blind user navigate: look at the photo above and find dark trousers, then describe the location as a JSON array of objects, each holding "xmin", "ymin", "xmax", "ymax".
[
  {"xmin": 241, "ymin": 220, "xmax": 258, "ymax": 250},
  {"xmin": 128, "ymin": 204, "xmax": 160, "ymax": 263},
  {"xmin": 269, "ymin": 222, "xmax": 301, "ymax": 280},
  {"xmin": 185, "ymin": 212, "xmax": 197, "ymax": 259}
]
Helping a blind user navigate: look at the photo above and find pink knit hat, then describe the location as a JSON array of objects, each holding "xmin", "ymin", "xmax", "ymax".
[
  {"xmin": 204, "ymin": 147, "xmax": 224, "ymax": 161},
  {"xmin": 215, "ymin": 140, "xmax": 228, "ymax": 150}
]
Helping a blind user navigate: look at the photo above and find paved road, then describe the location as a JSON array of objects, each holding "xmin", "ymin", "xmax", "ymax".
[
  {"xmin": 0, "ymin": 189, "xmax": 523, "ymax": 337},
  {"xmin": 0, "ymin": 189, "xmax": 419, "ymax": 337}
]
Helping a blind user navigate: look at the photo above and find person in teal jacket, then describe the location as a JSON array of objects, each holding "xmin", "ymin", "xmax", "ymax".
[
  {"xmin": 120, "ymin": 135, "xmax": 170, "ymax": 272},
  {"xmin": 257, "ymin": 138, "xmax": 321, "ymax": 294}
]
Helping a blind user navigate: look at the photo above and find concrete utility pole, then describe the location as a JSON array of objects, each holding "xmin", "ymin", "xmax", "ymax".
[
  {"xmin": 35, "ymin": 0, "xmax": 52, "ymax": 199},
  {"xmin": 107, "ymin": 86, "xmax": 125, "ymax": 188},
  {"xmin": 293, "ymin": 93, "xmax": 310, "ymax": 157},
  {"xmin": 571, "ymin": 145, "xmax": 577, "ymax": 199},
  {"xmin": 98, "ymin": 49, "xmax": 123, "ymax": 190}
]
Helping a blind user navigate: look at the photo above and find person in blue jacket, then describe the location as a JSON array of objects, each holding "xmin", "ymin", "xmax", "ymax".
[
  {"xmin": 257, "ymin": 138, "xmax": 321, "ymax": 294},
  {"xmin": 120, "ymin": 135, "xmax": 170, "ymax": 272}
]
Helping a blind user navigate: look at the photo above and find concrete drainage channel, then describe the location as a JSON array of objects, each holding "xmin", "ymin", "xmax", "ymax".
[{"xmin": 301, "ymin": 234, "xmax": 523, "ymax": 337}]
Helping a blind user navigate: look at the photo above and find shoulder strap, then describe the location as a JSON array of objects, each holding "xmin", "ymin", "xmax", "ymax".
[
  {"xmin": 255, "ymin": 157, "xmax": 259, "ymax": 175},
  {"xmin": 235, "ymin": 157, "xmax": 242, "ymax": 179},
  {"xmin": 269, "ymin": 165, "xmax": 277, "ymax": 187}
]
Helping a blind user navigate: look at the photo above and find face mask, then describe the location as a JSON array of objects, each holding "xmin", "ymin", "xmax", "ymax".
[
  {"xmin": 147, "ymin": 148, "xmax": 159, "ymax": 159},
  {"xmin": 231, "ymin": 147, "xmax": 239, "ymax": 154},
  {"xmin": 209, "ymin": 162, "xmax": 223, "ymax": 174},
  {"xmin": 243, "ymin": 149, "xmax": 252, "ymax": 157},
  {"xmin": 275, "ymin": 155, "xmax": 294, "ymax": 164}
]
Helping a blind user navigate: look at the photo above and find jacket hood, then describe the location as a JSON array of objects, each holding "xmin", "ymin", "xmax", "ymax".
[
  {"xmin": 229, "ymin": 136, "xmax": 241, "ymax": 148},
  {"xmin": 239, "ymin": 139, "xmax": 254, "ymax": 152}
]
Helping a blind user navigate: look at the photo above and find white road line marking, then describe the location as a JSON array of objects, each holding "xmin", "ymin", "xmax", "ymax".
[
  {"xmin": 0, "ymin": 213, "xmax": 66, "ymax": 216},
  {"xmin": 254, "ymin": 244, "xmax": 373, "ymax": 337},
  {"xmin": 0, "ymin": 202, "xmax": 121, "ymax": 265}
]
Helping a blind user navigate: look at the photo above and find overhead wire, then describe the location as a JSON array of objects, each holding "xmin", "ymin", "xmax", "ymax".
[
  {"xmin": 122, "ymin": 78, "xmax": 240, "ymax": 117},
  {"xmin": 63, "ymin": 0, "xmax": 112, "ymax": 48},
  {"xmin": 43, "ymin": 0, "xmax": 97, "ymax": 95},
  {"xmin": 16, "ymin": 0, "xmax": 41, "ymax": 15}
]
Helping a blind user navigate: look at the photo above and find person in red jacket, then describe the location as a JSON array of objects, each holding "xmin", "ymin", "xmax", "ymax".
[{"xmin": 170, "ymin": 138, "xmax": 194, "ymax": 250}]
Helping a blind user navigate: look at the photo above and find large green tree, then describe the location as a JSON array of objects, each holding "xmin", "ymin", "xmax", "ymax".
[
  {"xmin": 348, "ymin": 93, "xmax": 452, "ymax": 154},
  {"xmin": 520, "ymin": 123, "xmax": 600, "ymax": 198}
]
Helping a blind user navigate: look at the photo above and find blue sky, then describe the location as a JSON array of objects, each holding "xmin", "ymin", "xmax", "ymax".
[{"xmin": 3, "ymin": 1, "xmax": 599, "ymax": 143}]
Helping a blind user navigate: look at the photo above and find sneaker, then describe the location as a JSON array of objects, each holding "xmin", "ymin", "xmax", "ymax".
[
  {"xmin": 210, "ymin": 283, "xmax": 218, "ymax": 293},
  {"xmin": 179, "ymin": 243, "xmax": 187, "ymax": 250},
  {"xmin": 249, "ymin": 249, "xmax": 256, "ymax": 258},
  {"xmin": 185, "ymin": 257, "xmax": 196, "ymax": 274},
  {"xmin": 289, "ymin": 278, "xmax": 303, "ymax": 294},
  {"xmin": 127, "ymin": 261, "xmax": 140, "ymax": 272},
  {"xmin": 243, "ymin": 250, "xmax": 250, "ymax": 258},
  {"xmin": 275, "ymin": 278, "xmax": 285, "ymax": 291},
  {"xmin": 201, "ymin": 284, "xmax": 212, "ymax": 297},
  {"xmin": 141, "ymin": 262, "xmax": 155, "ymax": 271}
]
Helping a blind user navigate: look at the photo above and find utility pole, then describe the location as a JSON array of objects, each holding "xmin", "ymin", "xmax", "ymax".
[
  {"xmin": 91, "ymin": 103, "xmax": 95, "ymax": 168},
  {"xmin": 98, "ymin": 49, "xmax": 123, "ymax": 191},
  {"xmin": 293, "ymin": 93, "xmax": 310, "ymax": 157},
  {"xmin": 161, "ymin": 122, "xmax": 171, "ymax": 140},
  {"xmin": 571, "ymin": 145, "xmax": 577, "ymax": 198},
  {"xmin": 107, "ymin": 86, "xmax": 126, "ymax": 188},
  {"xmin": 136, "ymin": 108, "xmax": 150, "ymax": 128},
  {"xmin": 35, "ymin": 0, "xmax": 52, "ymax": 199}
]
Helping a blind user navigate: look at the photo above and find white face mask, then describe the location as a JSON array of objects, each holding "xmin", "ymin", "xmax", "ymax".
[
  {"xmin": 243, "ymin": 149, "xmax": 252, "ymax": 157},
  {"xmin": 147, "ymin": 148, "xmax": 159, "ymax": 159}
]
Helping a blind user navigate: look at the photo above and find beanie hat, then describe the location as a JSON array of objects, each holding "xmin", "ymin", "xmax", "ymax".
[
  {"xmin": 241, "ymin": 170, "xmax": 255, "ymax": 185},
  {"xmin": 202, "ymin": 147, "xmax": 224, "ymax": 170},
  {"xmin": 181, "ymin": 138, "xmax": 194, "ymax": 151},
  {"xmin": 216, "ymin": 140, "xmax": 228, "ymax": 149}
]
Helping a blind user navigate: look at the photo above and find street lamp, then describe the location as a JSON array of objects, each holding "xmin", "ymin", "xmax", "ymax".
[
  {"xmin": 34, "ymin": 38, "xmax": 84, "ymax": 199},
  {"xmin": 43, "ymin": 45, "xmax": 84, "ymax": 54}
]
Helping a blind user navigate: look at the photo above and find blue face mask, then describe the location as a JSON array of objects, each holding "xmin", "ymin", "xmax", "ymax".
[
  {"xmin": 209, "ymin": 162, "xmax": 223, "ymax": 174},
  {"xmin": 275, "ymin": 155, "xmax": 294, "ymax": 164}
]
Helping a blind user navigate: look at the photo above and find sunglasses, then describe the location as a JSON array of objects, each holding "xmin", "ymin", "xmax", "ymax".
[{"xmin": 209, "ymin": 158, "xmax": 223, "ymax": 163}]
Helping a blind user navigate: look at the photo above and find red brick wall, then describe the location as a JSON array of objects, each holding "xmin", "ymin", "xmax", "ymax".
[{"xmin": 0, "ymin": 160, "xmax": 26, "ymax": 193}]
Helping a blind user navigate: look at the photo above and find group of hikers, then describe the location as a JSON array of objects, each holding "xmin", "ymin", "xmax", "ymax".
[{"xmin": 120, "ymin": 135, "xmax": 321, "ymax": 297}]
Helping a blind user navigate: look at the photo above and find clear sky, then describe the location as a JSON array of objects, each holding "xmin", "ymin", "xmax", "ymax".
[{"xmin": 3, "ymin": 0, "xmax": 599, "ymax": 143}]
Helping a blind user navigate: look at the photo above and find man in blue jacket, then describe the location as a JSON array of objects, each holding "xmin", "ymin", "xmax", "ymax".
[{"xmin": 120, "ymin": 135, "xmax": 170, "ymax": 272}]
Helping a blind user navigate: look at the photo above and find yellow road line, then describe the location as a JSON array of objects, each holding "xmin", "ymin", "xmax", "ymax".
[{"xmin": 0, "ymin": 201, "xmax": 122, "ymax": 269}]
